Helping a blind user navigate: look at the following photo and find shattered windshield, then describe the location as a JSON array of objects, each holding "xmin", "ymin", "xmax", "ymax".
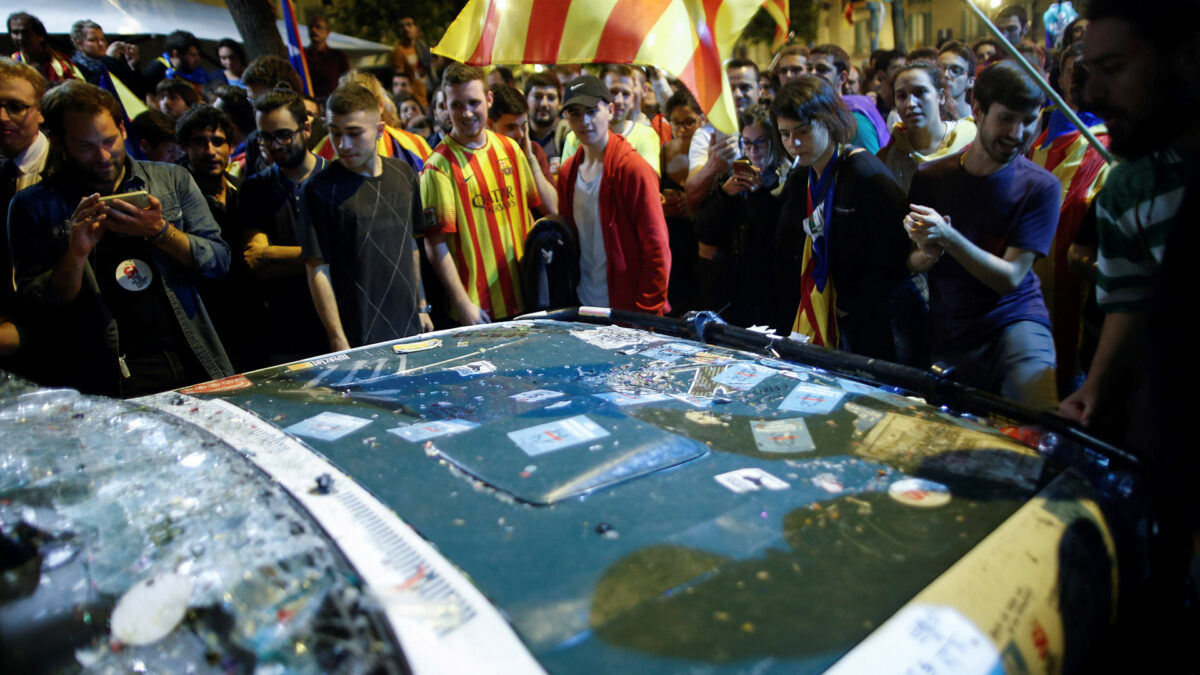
[{"xmin": 0, "ymin": 374, "xmax": 403, "ymax": 673}]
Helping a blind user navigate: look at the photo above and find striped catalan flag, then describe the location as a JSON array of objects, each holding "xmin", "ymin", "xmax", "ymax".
[
  {"xmin": 433, "ymin": 0, "xmax": 763, "ymax": 135},
  {"xmin": 313, "ymin": 126, "xmax": 433, "ymax": 172},
  {"xmin": 282, "ymin": 0, "xmax": 314, "ymax": 96},
  {"xmin": 761, "ymin": 0, "xmax": 790, "ymax": 50}
]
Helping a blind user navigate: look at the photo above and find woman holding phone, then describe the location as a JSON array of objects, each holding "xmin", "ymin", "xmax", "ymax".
[
  {"xmin": 773, "ymin": 76, "xmax": 911, "ymax": 361},
  {"xmin": 695, "ymin": 104, "xmax": 787, "ymax": 331}
]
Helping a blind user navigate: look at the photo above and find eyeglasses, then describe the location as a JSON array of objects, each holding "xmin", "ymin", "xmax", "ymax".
[
  {"xmin": 261, "ymin": 128, "xmax": 300, "ymax": 145},
  {"xmin": 0, "ymin": 99, "xmax": 34, "ymax": 118},
  {"xmin": 741, "ymin": 136, "xmax": 770, "ymax": 150},
  {"xmin": 669, "ymin": 117, "xmax": 699, "ymax": 129}
]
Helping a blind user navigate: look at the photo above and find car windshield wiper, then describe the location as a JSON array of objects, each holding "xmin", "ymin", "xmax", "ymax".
[{"xmin": 518, "ymin": 306, "xmax": 1140, "ymax": 469}]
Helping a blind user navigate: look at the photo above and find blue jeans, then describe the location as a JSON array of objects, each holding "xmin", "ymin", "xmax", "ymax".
[{"xmin": 934, "ymin": 320, "xmax": 1058, "ymax": 410}]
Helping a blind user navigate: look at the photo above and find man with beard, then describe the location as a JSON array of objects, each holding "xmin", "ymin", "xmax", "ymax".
[
  {"xmin": 524, "ymin": 71, "xmax": 568, "ymax": 176},
  {"xmin": 684, "ymin": 58, "xmax": 760, "ymax": 210},
  {"xmin": 561, "ymin": 65, "xmax": 661, "ymax": 174},
  {"xmin": 239, "ymin": 88, "xmax": 329, "ymax": 364},
  {"xmin": 8, "ymin": 81, "xmax": 232, "ymax": 396},
  {"xmin": 177, "ymin": 104, "xmax": 265, "ymax": 371},
  {"xmin": 555, "ymin": 75, "xmax": 670, "ymax": 314},
  {"xmin": 1059, "ymin": 1, "xmax": 1200, "ymax": 427},
  {"xmin": 904, "ymin": 62, "xmax": 1061, "ymax": 408}
]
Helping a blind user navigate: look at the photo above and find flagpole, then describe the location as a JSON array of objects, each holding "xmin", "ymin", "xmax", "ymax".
[{"xmin": 960, "ymin": 0, "xmax": 1115, "ymax": 165}]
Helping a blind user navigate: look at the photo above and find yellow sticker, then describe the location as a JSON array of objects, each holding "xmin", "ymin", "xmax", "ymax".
[{"xmin": 392, "ymin": 338, "xmax": 443, "ymax": 354}]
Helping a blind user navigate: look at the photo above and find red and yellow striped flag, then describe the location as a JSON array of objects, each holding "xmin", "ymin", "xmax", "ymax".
[
  {"xmin": 433, "ymin": 0, "xmax": 763, "ymax": 135},
  {"xmin": 762, "ymin": 0, "xmax": 790, "ymax": 50}
]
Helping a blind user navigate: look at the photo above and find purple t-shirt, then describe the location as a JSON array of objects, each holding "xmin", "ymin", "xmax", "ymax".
[{"xmin": 908, "ymin": 152, "xmax": 1061, "ymax": 350}]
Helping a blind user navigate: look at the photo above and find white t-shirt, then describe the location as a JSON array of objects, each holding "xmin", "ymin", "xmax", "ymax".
[
  {"xmin": 687, "ymin": 124, "xmax": 714, "ymax": 178},
  {"xmin": 573, "ymin": 165, "xmax": 608, "ymax": 307}
]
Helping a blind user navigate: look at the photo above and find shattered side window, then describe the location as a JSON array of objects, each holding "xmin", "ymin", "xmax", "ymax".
[{"xmin": 0, "ymin": 383, "xmax": 403, "ymax": 673}]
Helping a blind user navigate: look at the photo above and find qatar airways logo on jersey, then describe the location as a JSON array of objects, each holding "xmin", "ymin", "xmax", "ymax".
[{"xmin": 471, "ymin": 185, "xmax": 517, "ymax": 212}]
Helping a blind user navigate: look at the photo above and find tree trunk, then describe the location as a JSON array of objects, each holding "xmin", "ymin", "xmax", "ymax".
[
  {"xmin": 226, "ymin": 0, "xmax": 288, "ymax": 61},
  {"xmin": 890, "ymin": 0, "xmax": 907, "ymax": 53}
]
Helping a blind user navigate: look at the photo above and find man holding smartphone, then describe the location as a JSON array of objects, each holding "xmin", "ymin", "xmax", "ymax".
[{"xmin": 8, "ymin": 80, "xmax": 233, "ymax": 396}]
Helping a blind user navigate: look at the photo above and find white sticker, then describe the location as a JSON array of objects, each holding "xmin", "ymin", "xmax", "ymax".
[
  {"xmin": 285, "ymin": 411, "xmax": 373, "ymax": 441},
  {"xmin": 668, "ymin": 393, "xmax": 715, "ymax": 408},
  {"xmin": 826, "ymin": 604, "xmax": 999, "ymax": 674},
  {"xmin": 812, "ymin": 472, "xmax": 844, "ymax": 493},
  {"xmin": 593, "ymin": 390, "xmax": 672, "ymax": 406},
  {"xmin": 778, "ymin": 382, "xmax": 845, "ymax": 414},
  {"xmin": 637, "ymin": 342, "xmax": 704, "ymax": 363},
  {"xmin": 838, "ymin": 377, "xmax": 879, "ymax": 395},
  {"xmin": 751, "ymin": 418, "xmax": 815, "ymax": 453},
  {"xmin": 388, "ymin": 419, "xmax": 479, "ymax": 442},
  {"xmin": 450, "ymin": 360, "xmax": 496, "ymax": 376},
  {"xmin": 115, "ymin": 258, "xmax": 153, "ymax": 292},
  {"xmin": 712, "ymin": 362, "xmax": 777, "ymax": 390},
  {"xmin": 844, "ymin": 401, "xmax": 887, "ymax": 434},
  {"xmin": 713, "ymin": 468, "xmax": 791, "ymax": 494},
  {"xmin": 569, "ymin": 326, "xmax": 660, "ymax": 350},
  {"xmin": 888, "ymin": 478, "xmax": 952, "ymax": 507},
  {"xmin": 507, "ymin": 415, "xmax": 611, "ymax": 457},
  {"xmin": 510, "ymin": 389, "xmax": 564, "ymax": 403}
]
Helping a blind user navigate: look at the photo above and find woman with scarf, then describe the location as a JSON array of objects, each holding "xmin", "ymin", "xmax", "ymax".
[
  {"xmin": 773, "ymin": 77, "xmax": 911, "ymax": 361},
  {"xmin": 877, "ymin": 61, "xmax": 976, "ymax": 192}
]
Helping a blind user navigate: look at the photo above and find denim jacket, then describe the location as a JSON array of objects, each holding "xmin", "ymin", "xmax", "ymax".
[{"xmin": 8, "ymin": 158, "xmax": 234, "ymax": 394}]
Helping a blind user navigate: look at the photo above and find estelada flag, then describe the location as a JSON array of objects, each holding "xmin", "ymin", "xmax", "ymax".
[
  {"xmin": 282, "ymin": 0, "xmax": 314, "ymax": 96},
  {"xmin": 433, "ymin": 0, "xmax": 762, "ymax": 135},
  {"xmin": 762, "ymin": 0, "xmax": 790, "ymax": 50},
  {"xmin": 842, "ymin": 0, "xmax": 854, "ymax": 26}
]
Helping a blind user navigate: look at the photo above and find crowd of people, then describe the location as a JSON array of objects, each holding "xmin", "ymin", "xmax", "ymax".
[
  {"xmin": 0, "ymin": 5, "xmax": 1193, "ymax": 431},
  {"xmin": 1, "ymin": 0, "xmax": 1197, "ymax": 647}
]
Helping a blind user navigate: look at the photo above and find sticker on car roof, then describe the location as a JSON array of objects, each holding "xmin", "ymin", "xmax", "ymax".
[
  {"xmin": 593, "ymin": 390, "xmax": 673, "ymax": 406},
  {"xmin": 388, "ymin": 419, "xmax": 479, "ymax": 442},
  {"xmin": 778, "ymin": 382, "xmax": 845, "ymax": 414},
  {"xmin": 508, "ymin": 415, "xmax": 611, "ymax": 457},
  {"xmin": 179, "ymin": 374, "xmax": 253, "ymax": 394},
  {"xmin": 285, "ymin": 411, "xmax": 373, "ymax": 441},
  {"xmin": 569, "ymin": 325, "xmax": 662, "ymax": 350},
  {"xmin": 713, "ymin": 362, "xmax": 776, "ymax": 390},
  {"xmin": 450, "ymin": 360, "xmax": 496, "ymax": 376},
  {"xmin": 751, "ymin": 417, "xmax": 815, "ymax": 453},
  {"xmin": 636, "ymin": 342, "xmax": 704, "ymax": 362},
  {"xmin": 392, "ymin": 338, "xmax": 443, "ymax": 353},
  {"xmin": 844, "ymin": 401, "xmax": 887, "ymax": 434},
  {"xmin": 713, "ymin": 468, "xmax": 791, "ymax": 493},
  {"xmin": 510, "ymin": 389, "xmax": 565, "ymax": 403},
  {"xmin": 888, "ymin": 478, "xmax": 952, "ymax": 507}
]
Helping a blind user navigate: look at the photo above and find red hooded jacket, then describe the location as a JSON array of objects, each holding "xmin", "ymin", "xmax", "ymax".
[{"xmin": 556, "ymin": 131, "xmax": 671, "ymax": 315}]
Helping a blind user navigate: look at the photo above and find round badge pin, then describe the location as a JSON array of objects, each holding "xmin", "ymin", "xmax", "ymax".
[
  {"xmin": 110, "ymin": 572, "xmax": 193, "ymax": 645},
  {"xmin": 115, "ymin": 258, "xmax": 153, "ymax": 292},
  {"xmin": 888, "ymin": 477, "xmax": 952, "ymax": 508}
]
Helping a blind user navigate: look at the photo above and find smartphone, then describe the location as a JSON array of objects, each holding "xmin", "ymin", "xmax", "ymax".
[
  {"xmin": 732, "ymin": 159, "xmax": 754, "ymax": 176},
  {"xmin": 99, "ymin": 190, "xmax": 152, "ymax": 209}
]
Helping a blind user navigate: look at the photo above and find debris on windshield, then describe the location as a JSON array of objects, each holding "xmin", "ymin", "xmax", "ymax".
[{"xmin": 0, "ymin": 381, "xmax": 401, "ymax": 672}]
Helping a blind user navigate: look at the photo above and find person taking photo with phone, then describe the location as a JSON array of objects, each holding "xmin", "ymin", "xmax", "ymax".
[{"xmin": 8, "ymin": 81, "xmax": 234, "ymax": 397}]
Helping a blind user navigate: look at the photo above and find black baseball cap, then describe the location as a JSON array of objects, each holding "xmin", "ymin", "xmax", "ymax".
[{"xmin": 561, "ymin": 74, "xmax": 610, "ymax": 110}]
